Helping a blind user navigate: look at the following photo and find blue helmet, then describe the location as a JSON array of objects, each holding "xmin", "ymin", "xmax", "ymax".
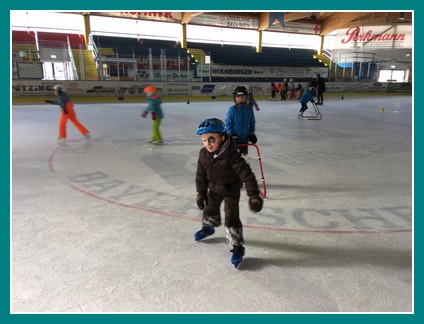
[{"xmin": 196, "ymin": 118, "xmax": 226, "ymax": 135}]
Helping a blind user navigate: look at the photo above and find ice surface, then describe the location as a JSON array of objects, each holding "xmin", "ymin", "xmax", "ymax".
[{"xmin": 11, "ymin": 95, "xmax": 412, "ymax": 313}]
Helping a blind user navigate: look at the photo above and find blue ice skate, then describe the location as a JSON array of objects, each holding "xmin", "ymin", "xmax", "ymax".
[
  {"xmin": 231, "ymin": 245, "xmax": 245, "ymax": 268},
  {"xmin": 194, "ymin": 227, "xmax": 215, "ymax": 241}
]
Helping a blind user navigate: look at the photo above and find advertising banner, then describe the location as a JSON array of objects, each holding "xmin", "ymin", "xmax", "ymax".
[
  {"xmin": 334, "ymin": 25, "xmax": 412, "ymax": 49},
  {"xmin": 12, "ymin": 80, "xmax": 391, "ymax": 99},
  {"xmin": 137, "ymin": 57, "xmax": 189, "ymax": 70},
  {"xmin": 267, "ymin": 22, "xmax": 321, "ymax": 35},
  {"xmin": 92, "ymin": 12, "xmax": 181, "ymax": 23},
  {"xmin": 197, "ymin": 65, "xmax": 329, "ymax": 78},
  {"xmin": 190, "ymin": 13, "xmax": 258, "ymax": 29}
]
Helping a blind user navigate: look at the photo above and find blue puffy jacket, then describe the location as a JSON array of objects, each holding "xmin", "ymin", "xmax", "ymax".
[
  {"xmin": 225, "ymin": 103, "xmax": 256, "ymax": 144},
  {"xmin": 299, "ymin": 88, "xmax": 315, "ymax": 104}
]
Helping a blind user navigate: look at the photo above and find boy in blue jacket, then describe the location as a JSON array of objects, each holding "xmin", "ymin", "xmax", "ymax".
[
  {"xmin": 298, "ymin": 87, "xmax": 316, "ymax": 118},
  {"xmin": 225, "ymin": 85, "xmax": 258, "ymax": 159}
]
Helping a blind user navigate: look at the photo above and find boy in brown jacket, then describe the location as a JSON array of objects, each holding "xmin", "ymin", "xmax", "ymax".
[{"xmin": 194, "ymin": 118, "xmax": 263, "ymax": 268}]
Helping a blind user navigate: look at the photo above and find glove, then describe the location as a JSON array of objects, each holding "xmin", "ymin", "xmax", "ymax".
[
  {"xmin": 45, "ymin": 100, "xmax": 54, "ymax": 104},
  {"xmin": 255, "ymin": 105, "xmax": 260, "ymax": 111},
  {"xmin": 238, "ymin": 145, "xmax": 248, "ymax": 155},
  {"xmin": 311, "ymin": 99, "xmax": 315, "ymax": 103},
  {"xmin": 231, "ymin": 135, "xmax": 238, "ymax": 143},
  {"xmin": 248, "ymin": 133, "xmax": 257, "ymax": 144},
  {"xmin": 141, "ymin": 111, "xmax": 148, "ymax": 118},
  {"xmin": 151, "ymin": 112, "xmax": 157, "ymax": 120},
  {"xmin": 249, "ymin": 196, "xmax": 263, "ymax": 213},
  {"xmin": 196, "ymin": 193, "xmax": 208, "ymax": 210}
]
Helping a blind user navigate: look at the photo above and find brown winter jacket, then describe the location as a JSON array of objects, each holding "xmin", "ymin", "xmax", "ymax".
[{"xmin": 196, "ymin": 136, "xmax": 260, "ymax": 198}]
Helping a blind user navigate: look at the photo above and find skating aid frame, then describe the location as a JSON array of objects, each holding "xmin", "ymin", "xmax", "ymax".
[{"xmin": 238, "ymin": 143, "xmax": 267, "ymax": 198}]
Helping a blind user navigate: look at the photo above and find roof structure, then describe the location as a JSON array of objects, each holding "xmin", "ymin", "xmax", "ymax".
[
  {"xmin": 81, "ymin": 11, "xmax": 413, "ymax": 36},
  {"xmin": 83, "ymin": 11, "xmax": 412, "ymax": 64}
]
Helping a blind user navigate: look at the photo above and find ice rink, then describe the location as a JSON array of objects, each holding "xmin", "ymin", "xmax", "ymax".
[{"xmin": 11, "ymin": 94, "xmax": 412, "ymax": 313}]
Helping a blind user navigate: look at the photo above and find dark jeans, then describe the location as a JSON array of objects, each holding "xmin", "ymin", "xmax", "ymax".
[
  {"xmin": 317, "ymin": 91, "xmax": 324, "ymax": 103},
  {"xmin": 202, "ymin": 190, "xmax": 241, "ymax": 229},
  {"xmin": 202, "ymin": 190, "xmax": 244, "ymax": 245}
]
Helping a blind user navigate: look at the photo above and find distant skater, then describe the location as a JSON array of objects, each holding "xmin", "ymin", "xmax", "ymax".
[
  {"xmin": 297, "ymin": 87, "xmax": 316, "ymax": 118},
  {"xmin": 316, "ymin": 73, "xmax": 327, "ymax": 105},
  {"xmin": 226, "ymin": 85, "xmax": 258, "ymax": 159},
  {"xmin": 45, "ymin": 84, "xmax": 90, "ymax": 140},
  {"xmin": 295, "ymin": 82, "xmax": 304, "ymax": 99},
  {"xmin": 270, "ymin": 82, "xmax": 277, "ymax": 101},
  {"xmin": 141, "ymin": 85, "xmax": 164, "ymax": 144}
]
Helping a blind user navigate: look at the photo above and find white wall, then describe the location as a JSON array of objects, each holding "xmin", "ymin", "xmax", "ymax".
[{"xmin": 12, "ymin": 80, "xmax": 396, "ymax": 99}]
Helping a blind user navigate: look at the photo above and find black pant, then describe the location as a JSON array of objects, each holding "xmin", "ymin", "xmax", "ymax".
[
  {"xmin": 202, "ymin": 190, "xmax": 241, "ymax": 228},
  {"xmin": 202, "ymin": 190, "xmax": 244, "ymax": 245},
  {"xmin": 317, "ymin": 91, "xmax": 324, "ymax": 104}
]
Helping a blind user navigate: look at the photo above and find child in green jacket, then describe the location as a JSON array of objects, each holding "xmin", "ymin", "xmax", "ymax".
[{"xmin": 141, "ymin": 85, "xmax": 164, "ymax": 144}]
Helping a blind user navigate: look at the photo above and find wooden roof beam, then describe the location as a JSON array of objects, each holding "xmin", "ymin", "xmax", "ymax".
[{"xmin": 319, "ymin": 12, "xmax": 364, "ymax": 35}]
